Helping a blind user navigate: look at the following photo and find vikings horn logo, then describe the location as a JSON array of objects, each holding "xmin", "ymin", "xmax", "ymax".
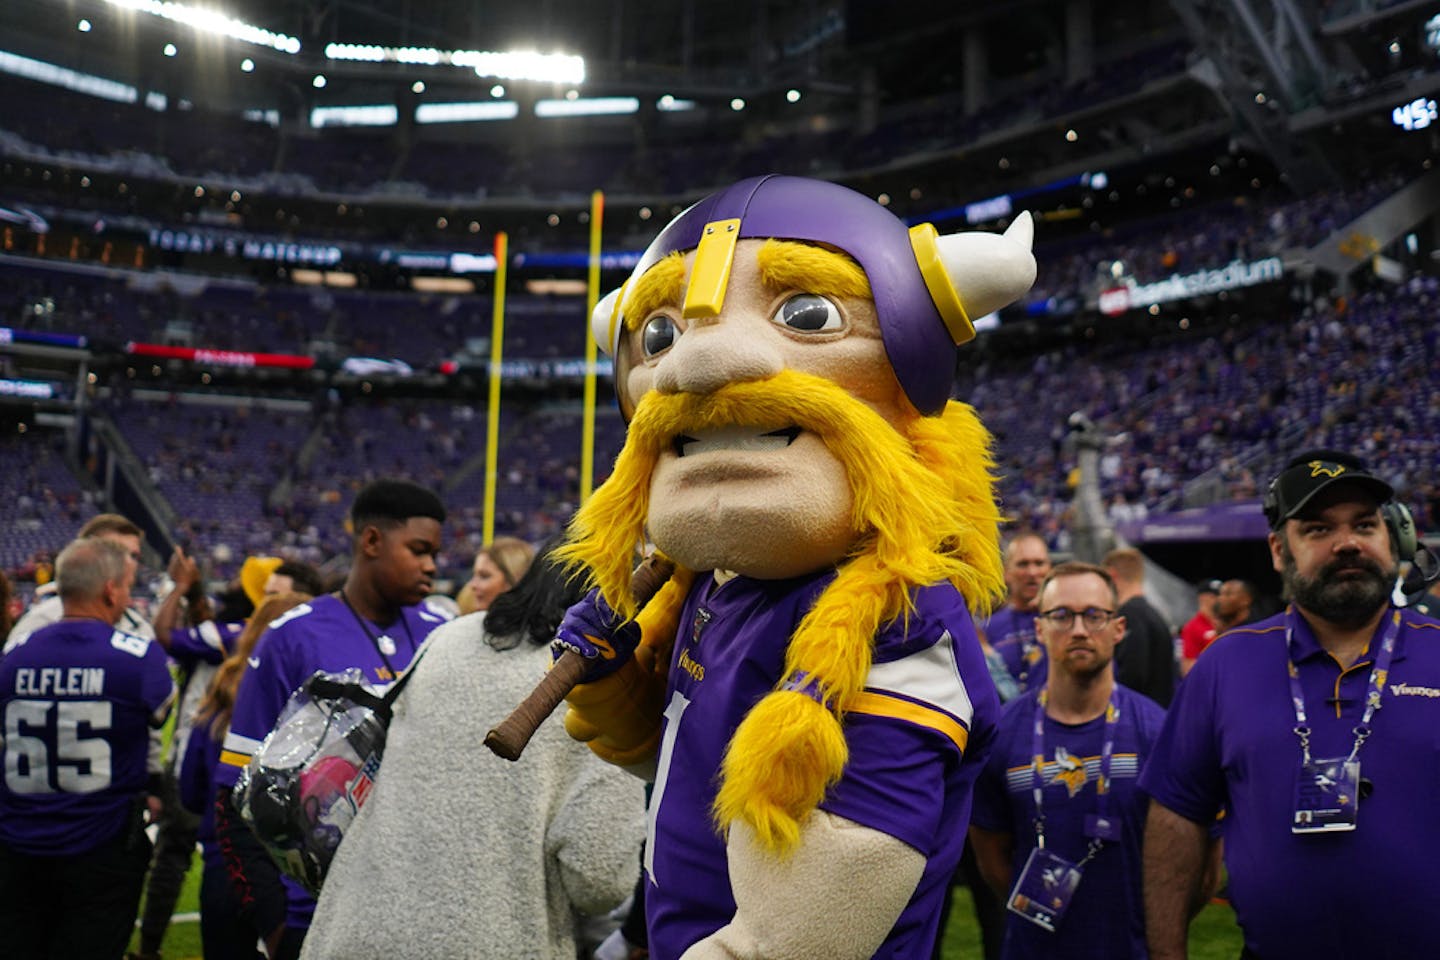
[
  {"xmin": 1052, "ymin": 746, "xmax": 1088, "ymax": 797},
  {"xmin": 1308, "ymin": 460, "xmax": 1347, "ymax": 479}
]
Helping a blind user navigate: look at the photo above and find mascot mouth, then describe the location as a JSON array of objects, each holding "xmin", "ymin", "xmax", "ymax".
[{"xmin": 673, "ymin": 426, "xmax": 802, "ymax": 458}]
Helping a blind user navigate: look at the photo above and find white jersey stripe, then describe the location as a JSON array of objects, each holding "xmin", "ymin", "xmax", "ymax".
[
  {"xmin": 863, "ymin": 630, "xmax": 975, "ymax": 728},
  {"xmin": 222, "ymin": 731, "xmax": 265, "ymax": 755}
]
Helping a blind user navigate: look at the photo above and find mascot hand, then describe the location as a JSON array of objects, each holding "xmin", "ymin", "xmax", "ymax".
[{"xmin": 553, "ymin": 589, "xmax": 642, "ymax": 683}]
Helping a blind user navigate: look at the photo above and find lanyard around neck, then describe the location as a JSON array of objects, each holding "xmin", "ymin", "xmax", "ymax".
[
  {"xmin": 339, "ymin": 591, "xmax": 415, "ymax": 677},
  {"xmin": 1030, "ymin": 687, "xmax": 1119, "ymax": 855},
  {"xmin": 1285, "ymin": 607, "xmax": 1400, "ymax": 765}
]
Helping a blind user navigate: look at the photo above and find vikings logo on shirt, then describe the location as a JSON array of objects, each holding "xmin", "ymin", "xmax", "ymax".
[
  {"xmin": 1024, "ymin": 643, "xmax": 1044, "ymax": 669},
  {"xmin": 1052, "ymin": 747, "xmax": 1088, "ymax": 797},
  {"xmin": 1008, "ymin": 747, "xmax": 1141, "ymax": 799}
]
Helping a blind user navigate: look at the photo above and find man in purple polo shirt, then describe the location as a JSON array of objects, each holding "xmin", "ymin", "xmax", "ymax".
[
  {"xmin": 0, "ymin": 536, "xmax": 176, "ymax": 959},
  {"xmin": 984, "ymin": 533, "xmax": 1053, "ymax": 694},
  {"xmin": 970, "ymin": 561, "xmax": 1166, "ymax": 960},
  {"xmin": 1141, "ymin": 449, "xmax": 1440, "ymax": 959}
]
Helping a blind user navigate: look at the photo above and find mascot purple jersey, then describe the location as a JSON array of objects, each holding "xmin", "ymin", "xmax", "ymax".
[{"xmin": 646, "ymin": 572, "xmax": 999, "ymax": 958}]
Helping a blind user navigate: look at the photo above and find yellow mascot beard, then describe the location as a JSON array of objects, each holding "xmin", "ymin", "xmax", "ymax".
[{"xmin": 557, "ymin": 368, "xmax": 1005, "ymax": 854}]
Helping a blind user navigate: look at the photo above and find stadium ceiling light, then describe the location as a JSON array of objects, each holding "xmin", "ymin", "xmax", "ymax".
[
  {"xmin": 312, "ymin": 74, "xmax": 327, "ymax": 88},
  {"xmin": 0, "ymin": 50, "xmax": 137, "ymax": 103},
  {"xmin": 786, "ymin": 89, "xmax": 801, "ymax": 103},
  {"xmin": 240, "ymin": 58, "xmax": 254, "ymax": 72},
  {"xmin": 100, "ymin": 0, "xmax": 301, "ymax": 54},
  {"xmin": 534, "ymin": 96, "xmax": 639, "ymax": 117},
  {"xmin": 730, "ymin": 97, "xmax": 745, "ymax": 111},
  {"xmin": 656, "ymin": 95, "xmax": 695, "ymax": 112},
  {"xmin": 310, "ymin": 104, "xmax": 398, "ymax": 128},
  {"xmin": 324, "ymin": 43, "xmax": 585, "ymax": 84},
  {"xmin": 412, "ymin": 80, "xmax": 425, "ymax": 93},
  {"xmin": 490, "ymin": 84, "xmax": 505, "ymax": 98},
  {"xmin": 414, "ymin": 100, "xmax": 519, "ymax": 124},
  {"xmin": 78, "ymin": 19, "xmax": 92, "ymax": 32}
]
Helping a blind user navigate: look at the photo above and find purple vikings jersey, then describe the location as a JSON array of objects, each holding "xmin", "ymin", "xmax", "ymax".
[
  {"xmin": 1139, "ymin": 606, "xmax": 1440, "ymax": 959},
  {"xmin": 972, "ymin": 685, "xmax": 1165, "ymax": 960},
  {"xmin": 644, "ymin": 572, "xmax": 1000, "ymax": 960},
  {"xmin": 169, "ymin": 620, "xmax": 245, "ymax": 667},
  {"xmin": 0, "ymin": 619, "xmax": 175, "ymax": 856},
  {"xmin": 215, "ymin": 594, "xmax": 450, "ymax": 927},
  {"xmin": 984, "ymin": 606, "xmax": 1045, "ymax": 693}
]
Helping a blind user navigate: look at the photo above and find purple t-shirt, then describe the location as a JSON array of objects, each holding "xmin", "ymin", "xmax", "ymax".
[
  {"xmin": 984, "ymin": 606, "xmax": 1045, "ymax": 693},
  {"xmin": 215, "ymin": 593, "xmax": 449, "ymax": 927},
  {"xmin": 1139, "ymin": 606, "xmax": 1440, "ymax": 958},
  {"xmin": 0, "ymin": 619, "xmax": 175, "ymax": 856},
  {"xmin": 972, "ymin": 685, "xmax": 1164, "ymax": 960},
  {"xmin": 644, "ymin": 571, "xmax": 1000, "ymax": 960}
]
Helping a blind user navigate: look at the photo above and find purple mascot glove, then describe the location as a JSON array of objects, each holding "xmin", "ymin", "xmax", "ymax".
[{"xmin": 552, "ymin": 588, "xmax": 643, "ymax": 683}]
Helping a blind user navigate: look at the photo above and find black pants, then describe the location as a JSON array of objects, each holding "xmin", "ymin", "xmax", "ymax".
[
  {"xmin": 0, "ymin": 813, "xmax": 152, "ymax": 960},
  {"xmin": 136, "ymin": 771, "xmax": 201, "ymax": 955},
  {"xmin": 200, "ymin": 858, "xmax": 265, "ymax": 960}
]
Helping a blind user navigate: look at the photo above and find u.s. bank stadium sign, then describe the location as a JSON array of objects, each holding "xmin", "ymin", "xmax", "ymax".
[{"xmin": 1097, "ymin": 257, "xmax": 1284, "ymax": 316}]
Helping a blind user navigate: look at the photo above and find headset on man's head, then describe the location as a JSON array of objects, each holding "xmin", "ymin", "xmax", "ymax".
[{"xmin": 1262, "ymin": 478, "xmax": 1418, "ymax": 561}]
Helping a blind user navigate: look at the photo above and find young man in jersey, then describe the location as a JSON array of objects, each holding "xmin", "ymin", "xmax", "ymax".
[
  {"xmin": 970, "ymin": 562, "xmax": 1167, "ymax": 959},
  {"xmin": 983, "ymin": 533, "xmax": 1054, "ymax": 693},
  {"xmin": 551, "ymin": 175, "xmax": 1037, "ymax": 958},
  {"xmin": 0, "ymin": 536, "xmax": 176, "ymax": 959},
  {"xmin": 213, "ymin": 478, "xmax": 451, "ymax": 960},
  {"xmin": 1142, "ymin": 449, "xmax": 1440, "ymax": 958}
]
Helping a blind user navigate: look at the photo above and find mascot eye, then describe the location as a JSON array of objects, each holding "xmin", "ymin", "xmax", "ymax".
[
  {"xmin": 642, "ymin": 315, "xmax": 678, "ymax": 357},
  {"xmin": 772, "ymin": 294, "xmax": 842, "ymax": 332}
]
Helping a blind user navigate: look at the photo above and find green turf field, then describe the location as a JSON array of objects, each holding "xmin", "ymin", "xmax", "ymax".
[
  {"xmin": 938, "ymin": 884, "xmax": 1243, "ymax": 959},
  {"xmin": 137, "ymin": 862, "xmax": 1241, "ymax": 959}
]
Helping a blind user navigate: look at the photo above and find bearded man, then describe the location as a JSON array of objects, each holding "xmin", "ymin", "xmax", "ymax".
[
  {"xmin": 552, "ymin": 175, "xmax": 1037, "ymax": 959},
  {"xmin": 1141, "ymin": 449, "xmax": 1440, "ymax": 960}
]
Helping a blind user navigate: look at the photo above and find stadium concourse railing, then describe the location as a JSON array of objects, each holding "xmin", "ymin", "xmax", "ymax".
[{"xmin": 83, "ymin": 410, "xmax": 178, "ymax": 566}]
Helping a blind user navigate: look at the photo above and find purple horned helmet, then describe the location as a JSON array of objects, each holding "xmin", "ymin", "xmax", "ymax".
[{"xmin": 592, "ymin": 174, "xmax": 1037, "ymax": 417}]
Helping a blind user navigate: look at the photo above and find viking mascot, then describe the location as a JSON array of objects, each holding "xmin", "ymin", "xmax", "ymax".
[{"xmin": 554, "ymin": 175, "xmax": 1037, "ymax": 959}]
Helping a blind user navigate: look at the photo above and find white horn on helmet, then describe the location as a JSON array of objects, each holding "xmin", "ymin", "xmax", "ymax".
[
  {"xmin": 908, "ymin": 211, "xmax": 1037, "ymax": 346},
  {"xmin": 590, "ymin": 285, "xmax": 625, "ymax": 357},
  {"xmin": 935, "ymin": 210, "xmax": 1038, "ymax": 324}
]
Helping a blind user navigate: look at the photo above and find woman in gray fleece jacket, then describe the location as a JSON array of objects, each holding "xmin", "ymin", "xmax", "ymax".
[{"xmin": 301, "ymin": 542, "xmax": 646, "ymax": 960}]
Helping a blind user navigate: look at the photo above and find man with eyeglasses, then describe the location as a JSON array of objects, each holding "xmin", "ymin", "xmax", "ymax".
[
  {"xmin": 969, "ymin": 561, "xmax": 1167, "ymax": 959},
  {"xmin": 5, "ymin": 514, "xmax": 155, "ymax": 653},
  {"xmin": 1141, "ymin": 449, "xmax": 1440, "ymax": 960}
]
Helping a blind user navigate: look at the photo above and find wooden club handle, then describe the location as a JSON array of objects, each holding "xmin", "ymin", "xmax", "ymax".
[{"xmin": 484, "ymin": 555, "xmax": 674, "ymax": 761}]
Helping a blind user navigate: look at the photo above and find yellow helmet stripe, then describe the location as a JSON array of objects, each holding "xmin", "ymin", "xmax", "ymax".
[{"xmin": 682, "ymin": 218, "xmax": 742, "ymax": 319}]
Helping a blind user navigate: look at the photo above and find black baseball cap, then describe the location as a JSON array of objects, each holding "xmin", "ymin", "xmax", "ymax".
[
  {"xmin": 1196, "ymin": 579, "xmax": 1223, "ymax": 594},
  {"xmin": 1264, "ymin": 449, "xmax": 1393, "ymax": 530}
]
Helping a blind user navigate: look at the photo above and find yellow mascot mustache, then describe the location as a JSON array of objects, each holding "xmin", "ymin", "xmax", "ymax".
[{"xmin": 558, "ymin": 368, "xmax": 1004, "ymax": 853}]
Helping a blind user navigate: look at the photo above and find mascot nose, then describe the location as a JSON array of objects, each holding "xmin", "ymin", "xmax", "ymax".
[{"xmin": 653, "ymin": 319, "xmax": 783, "ymax": 395}]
